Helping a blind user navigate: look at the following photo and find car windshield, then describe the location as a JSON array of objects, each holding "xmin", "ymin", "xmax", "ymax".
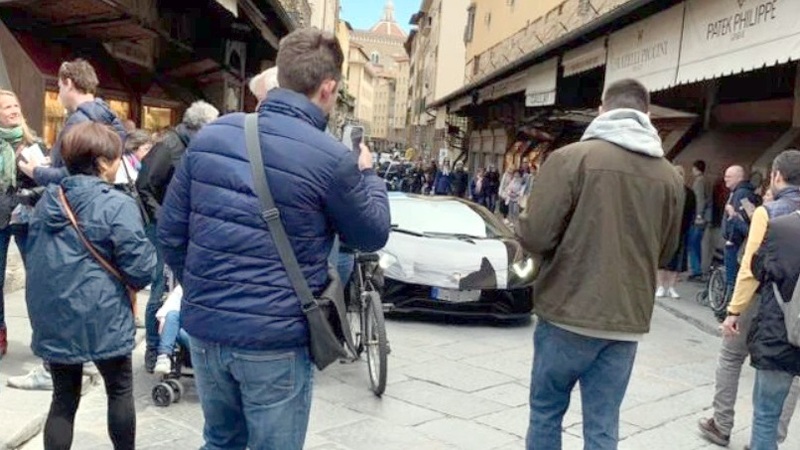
[{"xmin": 389, "ymin": 195, "xmax": 512, "ymax": 239}]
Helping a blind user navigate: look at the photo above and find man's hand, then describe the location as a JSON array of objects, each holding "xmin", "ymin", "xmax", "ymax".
[
  {"xmin": 725, "ymin": 204, "xmax": 736, "ymax": 217},
  {"xmin": 358, "ymin": 143, "xmax": 373, "ymax": 171},
  {"xmin": 721, "ymin": 314, "xmax": 739, "ymax": 337},
  {"xmin": 18, "ymin": 158, "xmax": 37, "ymax": 178}
]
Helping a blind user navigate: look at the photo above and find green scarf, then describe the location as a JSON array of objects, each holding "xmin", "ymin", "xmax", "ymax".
[{"xmin": 0, "ymin": 126, "xmax": 22, "ymax": 191}]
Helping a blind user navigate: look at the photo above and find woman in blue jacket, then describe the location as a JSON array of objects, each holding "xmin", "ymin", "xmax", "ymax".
[{"xmin": 25, "ymin": 122, "xmax": 155, "ymax": 450}]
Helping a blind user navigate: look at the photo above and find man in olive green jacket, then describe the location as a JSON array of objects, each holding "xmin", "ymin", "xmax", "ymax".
[{"xmin": 520, "ymin": 79, "xmax": 683, "ymax": 450}]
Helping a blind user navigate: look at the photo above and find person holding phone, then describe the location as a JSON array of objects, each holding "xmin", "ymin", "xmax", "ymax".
[{"xmin": 0, "ymin": 90, "xmax": 45, "ymax": 359}]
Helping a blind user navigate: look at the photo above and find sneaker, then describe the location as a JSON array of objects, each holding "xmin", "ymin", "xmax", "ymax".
[
  {"xmin": 83, "ymin": 362, "xmax": 99, "ymax": 376},
  {"xmin": 145, "ymin": 348, "xmax": 157, "ymax": 374},
  {"xmin": 153, "ymin": 354, "xmax": 171, "ymax": 375},
  {"xmin": 655, "ymin": 286, "xmax": 666, "ymax": 298},
  {"xmin": 668, "ymin": 287, "xmax": 681, "ymax": 299},
  {"xmin": 698, "ymin": 417, "xmax": 730, "ymax": 446},
  {"xmin": 7, "ymin": 365, "xmax": 53, "ymax": 390}
]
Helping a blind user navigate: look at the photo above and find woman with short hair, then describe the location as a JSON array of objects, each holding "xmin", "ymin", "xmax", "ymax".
[{"xmin": 26, "ymin": 121, "xmax": 156, "ymax": 450}]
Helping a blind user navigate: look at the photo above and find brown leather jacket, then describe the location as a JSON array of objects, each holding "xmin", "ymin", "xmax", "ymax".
[{"xmin": 519, "ymin": 140, "xmax": 683, "ymax": 333}]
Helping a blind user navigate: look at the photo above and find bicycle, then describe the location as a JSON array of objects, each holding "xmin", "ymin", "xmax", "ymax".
[
  {"xmin": 344, "ymin": 252, "xmax": 389, "ymax": 396},
  {"xmin": 694, "ymin": 251, "xmax": 729, "ymax": 321}
]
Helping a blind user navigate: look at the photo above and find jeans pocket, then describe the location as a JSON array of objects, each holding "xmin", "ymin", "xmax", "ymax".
[{"xmin": 232, "ymin": 350, "xmax": 296, "ymax": 406}]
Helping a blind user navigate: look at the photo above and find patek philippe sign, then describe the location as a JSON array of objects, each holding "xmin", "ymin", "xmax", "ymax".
[
  {"xmin": 677, "ymin": 0, "xmax": 800, "ymax": 84},
  {"xmin": 604, "ymin": 4, "xmax": 684, "ymax": 92}
]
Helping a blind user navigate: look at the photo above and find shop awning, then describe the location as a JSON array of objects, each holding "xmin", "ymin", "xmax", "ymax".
[
  {"xmin": 604, "ymin": 3, "xmax": 684, "ymax": 93},
  {"xmin": 525, "ymin": 58, "xmax": 558, "ymax": 107},
  {"xmin": 562, "ymin": 38, "xmax": 607, "ymax": 77},
  {"xmin": 676, "ymin": 0, "xmax": 800, "ymax": 85}
]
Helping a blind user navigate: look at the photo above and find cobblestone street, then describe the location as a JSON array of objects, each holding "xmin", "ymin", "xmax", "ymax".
[{"xmin": 11, "ymin": 283, "xmax": 799, "ymax": 450}]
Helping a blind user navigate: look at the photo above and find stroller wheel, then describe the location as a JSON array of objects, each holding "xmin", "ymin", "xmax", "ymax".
[
  {"xmin": 152, "ymin": 383, "xmax": 175, "ymax": 407},
  {"xmin": 166, "ymin": 379, "xmax": 184, "ymax": 403}
]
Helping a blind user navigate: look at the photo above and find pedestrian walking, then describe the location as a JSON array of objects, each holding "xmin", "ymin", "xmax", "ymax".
[
  {"xmin": 157, "ymin": 27, "xmax": 390, "ymax": 450},
  {"xmin": 498, "ymin": 165, "xmax": 515, "ymax": 218},
  {"xmin": 25, "ymin": 122, "xmax": 155, "ymax": 450},
  {"xmin": 0, "ymin": 90, "xmax": 43, "ymax": 359},
  {"xmin": 433, "ymin": 158, "xmax": 452, "ymax": 195},
  {"xmin": 687, "ymin": 160, "xmax": 709, "ymax": 281},
  {"xmin": 657, "ymin": 165, "xmax": 697, "ymax": 299},
  {"xmin": 10, "ymin": 58, "xmax": 126, "ymax": 391},
  {"xmin": 135, "ymin": 101, "xmax": 219, "ymax": 373},
  {"xmin": 470, "ymin": 167, "xmax": 487, "ymax": 206},
  {"xmin": 700, "ymin": 150, "xmax": 800, "ymax": 449},
  {"xmin": 504, "ymin": 170, "xmax": 523, "ymax": 226},
  {"xmin": 18, "ymin": 59, "xmax": 126, "ymax": 186},
  {"xmin": 519, "ymin": 79, "xmax": 683, "ymax": 450},
  {"xmin": 451, "ymin": 160, "xmax": 469, "ymax": 198},
  {"xmin": 721, "ymin": 165, "xmax": 760, "ymax": 300}
]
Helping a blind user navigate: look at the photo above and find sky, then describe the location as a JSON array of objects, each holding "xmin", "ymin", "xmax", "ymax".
[{"xmin": 339, "ymin": 0, "xmax": 418, "ymax": 32}]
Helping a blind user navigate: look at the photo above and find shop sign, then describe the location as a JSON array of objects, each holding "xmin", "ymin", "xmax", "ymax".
[
  {"xmin": 524, "ymin": 58, "xmax": 557, "ymax": 107},
  {"xmin": 562, "ymin": 38, "xmax": 607, "ymax": 78},
  {"xmin": 604, "ymin": 3, "xmax": 685, "ymax": 92},
  {"xmin": 677, "ymin": 0, "xmax": 800, "ymax": 84}
]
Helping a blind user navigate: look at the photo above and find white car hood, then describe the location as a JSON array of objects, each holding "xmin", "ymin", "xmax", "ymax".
[{"xmin": 380, "ymin": 232, "xmax": 510, "ymax": 289}]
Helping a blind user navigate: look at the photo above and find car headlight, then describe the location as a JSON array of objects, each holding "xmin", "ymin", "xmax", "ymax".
[
  {"xmin": 511, "ymin": 257, "xmax": 536, "ymax": 279},
  {"xmin": 379, "ymin": 253, "xmax": 398, "ymax": 269}
]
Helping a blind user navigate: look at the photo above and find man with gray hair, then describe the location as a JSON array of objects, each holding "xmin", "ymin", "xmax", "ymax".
[
  {"xmin": 248, "ymin": 66, "xmax": 279, "ymax": 109},
  {"xmin": 136, "ymin": 99, "xmax": 219, "ymax": 373}
]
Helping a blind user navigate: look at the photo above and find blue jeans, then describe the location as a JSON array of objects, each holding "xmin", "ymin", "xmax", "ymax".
[
  {"xmin": 337, "ymin": 252, "xmax": 355, "ymax": 286},
  {"xmin": 145, "ymin": 223, "xmax": 166, "ymax": 350},
  {"xmin": 157, "ymin": 311, "xmax": 189, "ymax": 355},
  {"xmin": 750, "ymin": 369, "xmax": 796, "ymax": 450},
  {"xmin": 724, "ymin": 243, "xmax": 741, "ymax": 294},
  {"xmin": 687, "ymin": 225, "xmax": 705, "ymax": 276},
  {"xmin": 189, "ymin": 336, "xmax": 313, "ymax": 450},
  {"xmin": 0, "ymin": 224, "xmax": 27, "ymax": 328},
  {"xmin": 527, "ymin": 320, "xmax": 638, "ymax": 450}
]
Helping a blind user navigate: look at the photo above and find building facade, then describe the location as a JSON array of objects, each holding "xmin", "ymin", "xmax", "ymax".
[
  {"xmin": 406, "ymin": 0, "xmax": 470, "ymax": 161},
  {"xmin": 0, "ymin": 0, "xmax": 309, "ymax": 145},
  {"xmin": 309, "ymin": 0, "xmax": 339, "ymax": 32},
  {"xmin": 348, "ymin": 0, "xmax": 409, "ymax": 151},
  {"xmin": 347, "ymin": 43, "xmax": 375, "ymax": 133}
]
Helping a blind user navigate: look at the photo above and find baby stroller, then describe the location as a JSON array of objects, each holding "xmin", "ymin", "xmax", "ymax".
[{"xmin": 151, "ymin": 270, "xmax": 194, "ymax": 407}]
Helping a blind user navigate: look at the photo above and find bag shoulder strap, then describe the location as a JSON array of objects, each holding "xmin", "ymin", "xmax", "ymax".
[
  {"xmin": 58, "ymin": 187, "xmax": 126, "ymax": 284},
  {"xmin": 243, "ymin": 113, "xmax": 317, "ymax": 311}
]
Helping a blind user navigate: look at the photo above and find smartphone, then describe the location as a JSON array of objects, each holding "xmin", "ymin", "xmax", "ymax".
[{"xmin": 341, "ymin": 125, "xmax": 364, "ymax": 152}]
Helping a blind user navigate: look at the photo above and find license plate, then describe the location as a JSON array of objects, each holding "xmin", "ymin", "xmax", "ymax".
[{"xmin": 431, "ymin": 287, "xmax": 481, "ymax": 303}]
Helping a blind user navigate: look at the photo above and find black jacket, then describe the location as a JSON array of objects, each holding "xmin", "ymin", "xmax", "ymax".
[
  {"xmin": 136, "ymin": 124, "xmax": 195, "ymax": 222},
  {"xmin": 749, "ymin": 205, "xmax": 800, "ymax": 376},
  {"xmin": 451, "ymin": 170, "xmax": 469, "ymax": 197},
  {"xmin": 722, "ymin": 181, "xmax": 759, "ymax": 246}
]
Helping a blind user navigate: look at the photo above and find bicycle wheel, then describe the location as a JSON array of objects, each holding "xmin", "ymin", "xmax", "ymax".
[
  {"xmin": 363, "ymin": 291, "xmax": 388, "ymax": 396},
  {"xmin": 707, "ymin": 268, "xmax": 728, "ymax": 314},
  {"xmin": 346, "ymin": 280, "xmax": 364, "ymax": 356}
]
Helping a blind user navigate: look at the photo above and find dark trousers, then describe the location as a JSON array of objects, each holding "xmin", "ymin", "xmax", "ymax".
[
  {"xmin": 45, "ymin": 356, "xmax": 135, "ymax": 450},
  {"xmin": 144, "ymin": 222, "xmax": 166, "ymax": 351},
  {"xmin": 0, "ymin": 224, "xmax": 28, "ymax": 328}
]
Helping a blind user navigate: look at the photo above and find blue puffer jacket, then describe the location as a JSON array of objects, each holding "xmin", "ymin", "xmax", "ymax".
[
  {"xmin": 158, "ymin": 88, "xmax": 391, "ymax": 351},
  {"xmin": 26, "ymin": 176, "xmax": 155, "ymax": 364},
  {"xmin": 34, "ymin": 99, "xmax": 127, "ymax": 186}
]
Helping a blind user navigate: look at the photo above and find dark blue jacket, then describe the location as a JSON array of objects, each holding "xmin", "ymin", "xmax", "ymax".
[
  {"xmin": 157, "ymin": 88, "xmax": 391, "ymax": 351},
  {"xmin": 26, "ymin": 176, "xmax": 155, "ymax": 364},
  {"xmin": 722, "ymin": 181, "xmax": 759, "ymax": 247},
  {"xmin": 433, "ymin": 170, "xmax": 452, "ymax": 195},
  {"xmin": 34, "ymin": 99, "xmax": 127, "ymax": 186}
]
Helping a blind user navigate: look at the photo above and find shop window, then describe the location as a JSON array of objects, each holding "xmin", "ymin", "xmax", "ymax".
[
  {"xmin": 143, "ymin": 106, "xmax": 174, "ymax": 133},
  {"xmin": 44, "ymin": 91, "xmax": 66, "ymax": 148},
  {"xmin": 107, "ymin": 99, "xmax": 131, "ymax": 121}
]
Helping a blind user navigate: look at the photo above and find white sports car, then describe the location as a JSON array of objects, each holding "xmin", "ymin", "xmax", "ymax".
[{"xmin": 378, "ymin": 193, "xmax": 536, "ymax": 319}]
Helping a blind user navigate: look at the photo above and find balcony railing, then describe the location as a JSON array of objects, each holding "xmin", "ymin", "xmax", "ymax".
[{"xmin": 465, "ymin": 0, "xmax": 631, "ymax": 83}]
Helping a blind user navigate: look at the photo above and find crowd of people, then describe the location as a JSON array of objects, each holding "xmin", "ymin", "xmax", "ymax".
[{"xmin": 0, "ymin": 24, "xmax": 797, "ymax": 450}]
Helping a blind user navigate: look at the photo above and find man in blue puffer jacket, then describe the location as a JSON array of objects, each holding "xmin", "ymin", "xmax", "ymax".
[
  {"xmin": 19, "ymin": 59, "xmax": 126, "ymax": 186},
  {"xmin": 158, "ymin": 28, "xmax": 391, "ymax": 449}
]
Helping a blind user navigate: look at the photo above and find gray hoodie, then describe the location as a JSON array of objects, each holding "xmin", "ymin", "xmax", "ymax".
[{"xmin": 581, "ymin": 108, "xmax": 664, "ymax": 158}]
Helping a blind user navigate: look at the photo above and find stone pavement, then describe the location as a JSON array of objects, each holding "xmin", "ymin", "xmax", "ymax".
[{"xmin": 5, "ymin": 281, "xmax": 800, "ymax": 449}]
